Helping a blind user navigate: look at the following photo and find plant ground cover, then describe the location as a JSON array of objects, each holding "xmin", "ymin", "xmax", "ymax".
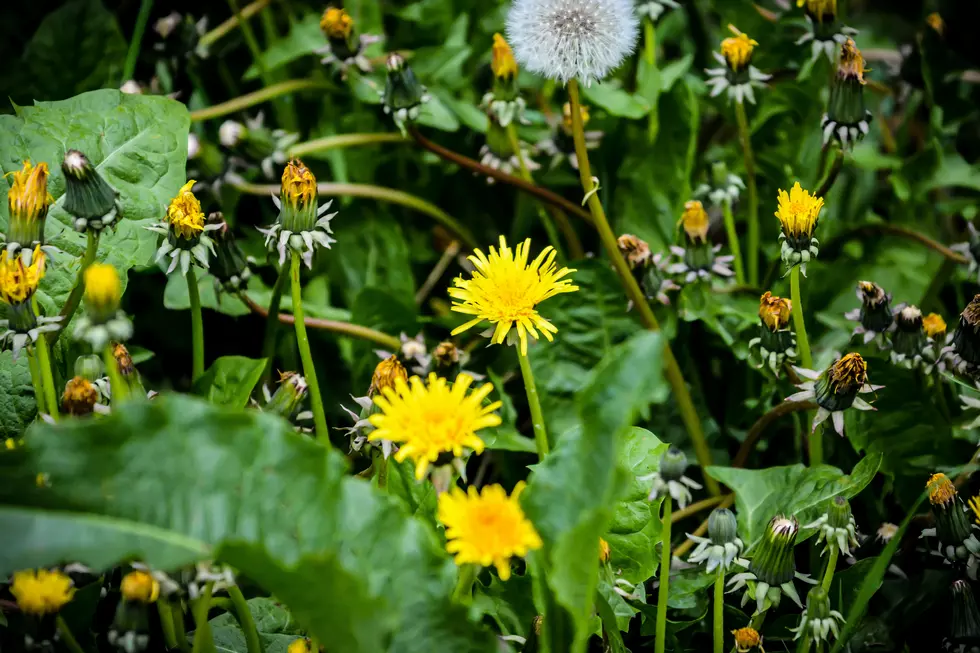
[{"xmin": 1, "ymin": 0, "xmax": 980, "ymax": 651}]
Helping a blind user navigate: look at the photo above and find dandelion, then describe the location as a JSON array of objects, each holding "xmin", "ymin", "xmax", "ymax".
[
  {"xmin": 147, "ymin": 180, "xmax": 222, "ymax": 276},
  {"xmin": 0, "ymin": 246, "xmax": 61, "ymax": 358},
  {"xmin": 667, "ymin": 200, "xmax": 735, "ymax": 284},
  {"xmin": 749, "ymin": 292, "xmax": 797, "ymax": 375},
  {"xmin": 687, "ymin": 508, "xmax": 744, "ymax": 574},
  {"xmin": 288, "ymin": 638, "xmax": 312, "ymax": 653},
  {"xmin": 10, "ymin": 569, "xmax": 75, "ymax": 615},
  {"xmin": 822, "ymin": 38, "xmax": 872, "ymax": 147},
  {"xmin": 368, "ymin": 373, "xmax": 501, "ymax": 480},
  {"xmin": 796, "ymin": 0, "xmax": 856, "ymax": 62},
  {"xmin": 208, "ymin": 213, "xmax": 252, "ymax": 293},
  {"xmin": 536, "ymin": 102, "xmax": 603, "ymax": 170},
  {"xmin": 73, "ymin": 263, "xmax": 133, "ymax": 351},
  {"xmin": 891, "ymin": 305, "xmax": 927, "ymax": 368},
  {"xmin": 317, "ymin": 6, "xmax": 380, "ymax": 74},
  {"xmin": 599, "ymin": 537, "xmax": 611, "ymax": 563},
  {"xmin": 482, "ymin": 33, "xmax": 527, "ymax": 127},
  {"xmin": 3, "ymin": 160, "xmax": 55, "ymax": 264},
  {"xmin": 437, "ymin": 481, "xmax": 543, "ymax": 580},
  {"xmin": 705, "ymin": 25, "xmax": 771, "ymax": 104},
  {"xmin": 775, "ymin": 182, "xmax": 824, "ymax": 274},
  {"xmin": 449, "ymin": 236, "xmax": 578, "ymax": 356},
  {"xmin": 61, "ymin": 376, "xmax": 102, "ymax": 416},
  {"xmin": 786, "ymin": 353, "xmax": 880, "ymax": 437},
  {"xmin": 636, "ymin": 0, "xmax": 679, "ymax": 23},
  {"xmin": 731, "ymin": 626, "xmax": 764, "ymax": 652},
  {"xmin": 382, "ymin": 54, "xmax": 429, "ymax": 136},
  {"xmin": 641, "ymin": 447, "xmax": 702, "ymax": 509},
  {"xmin": 921, "ymin": 474, "xmax": 980, "ymax": 579},
  {"xmin": 875, "ymin": 522, "xmax": 898, "ymax": 544},
  {"xmin": 949, "ymin": 579, "xmax": 980, "ymax": 650},
  {"xmin": 694, "ymin": 161, "xmax": 745, "ymax": 208},
  {"xmin": 369, "ymin": 356, "xmax": 408, "ymax": 397},
  {"xmin": 804, "ymin": 496, "xmax": 859, "ymax": 556},
  {"xmin": 120, "ymin": 571, "xmax": 160, "ymax": 604},
  {"xmin": 789, "ymin": 586, "xmax": 845, "ymax": 646},
  {"xmin": 479, "ymin": 114, "xmax": 540, "ymax": 182},
  {"xmin": 728, "ymin": 515, "xmax": 816, "ymax": 614},
  {"xmin": 258, "ymin": 160, "xmax": 337, "ymax": 269},
  {"xmin": 946, "ymin": 294, "xmax": 980, "ymax": 374},
  {"xmin": 843, "ymin": 281, "xmax": 894, "ymax": 347},
  {"xmin": 61, "ymin": 150, "xmax": 121, "ymax": 233},
  {"xmin": 506, "ymin": 0, "xmax": 639, "ymax": 85},
  {"xmin": 260, "ymin": 371, "xmax": 309, "ymax": 422}
]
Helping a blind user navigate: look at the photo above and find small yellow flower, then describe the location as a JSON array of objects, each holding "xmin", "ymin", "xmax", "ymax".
[
  {"xmin": 10, "ymin": 569, "xmax": 75, "ymax": 615},
  {"xmin": 720, "ymin": 25, "xmax": 757, "ymax": 72},
  {"xmin": 562, "ymin": 102, "xmax": 590, "ymax": 133},
  {"xmin": 166, "ymin": 180, "xmax": 205, "ymax": 240},
  {"xmin": 599, "ymin": 537, "xmax": 611, "ymax": 563},
  {"xmin": 0, "ymin": 246, "xmax": 45, "ymax": 305},
  {"xmin": 62, "ymin": 376, "xmax": 99, "ymax": 416},
  {"xmin": 926, "ymin": 12, "xmax": 944, "ymax": 36},
  {"xmin": 969, "ymin": 495, "xmax": 980, "ymax": 525},
  {"xmin": 759, "ymin": 292, "xmax": 792, "ymax": 331},
  {"xmin": 923, "ymin": 313, "xmax": 947, "ymax": 339},
  {"xmin": 491, "ymin": 33, "xmax": 518, "ymax": 80},
  {"xmin": 732, "ymin": 626, "xmax": 764, "ymax": 652},
  {"xmin": 838, "ymin": 38, "xmax": 867, "ymax": 84},
  {"xmin": 7, "ymin": 160, "xmax": 51, "ymax": 223},
  {"xmin": 680, "ymin": 200, "xmax": 710, "ymax": 244},
  {"xmin": 797, "ymin": 0, "xmax": 836, "ymax": 21},
  {"xmin": 281, "ymin": 159, "xmax": 317, "ymax": 210},
  {"xmin": 449, "ymin": 236, "xmax": 578, "ymax": 356},
  {"xmin": 84, "ymin": 263, "xmax": 122, "ymax": 314},
  {"xmin": 827, "ymin": 353, "xmax": 867, "ymax": 394},
  {"xmin": 775, "ymin": 182, "xmax": 824, "ymax": 240},
  {"xmin": 617, "ymin": 234, "xmax": 651, "ymax": 269},
  {"xmin": 120, "ymin": 570, "xmax": 160, "ymax": 603},
  {"xmin": 320, "ymin": 7, "xmax": 353, "ymax": 39},
  {"xmin": 368, "ymin": 373, "xmax": 502, "ymax": 480},
  {"xmin": 927, "ymin": 472, "xmax": 956, "ymax": 507},
  {"xmin": 369, "ymin": 355, "xmax": 408, "ymax": 397},
  {"xmin": 437, "ymin": 481, "xmax": 543, "ymax": 580},
  {"xmin": 287, "ymin": 638, "xmax": 312, "ymax": 653}
]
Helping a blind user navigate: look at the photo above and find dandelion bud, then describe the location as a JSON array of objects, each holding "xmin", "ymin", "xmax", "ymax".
[
  {"xmin": 75, "ymin": 264, "xmax": 132, "ymax": 351},
  {"xmin": 844, "ymin": 281, "xmax": 893, "ymax": 345},
  {"xmin": 147, "ymin": 180, "xmax": 221, "ymax": 276},
  {"xmin": 120, "ymin": 571, "xmax": 160, "ymax": 604},
  {"xmin": 750, "ymin": 292, "xmax": 796, "ymax": 374},
  {"xmin": 928, "ymin": 473, "xmax": 974, "ymax": 545},
  {"xmin": 805, "ymin": 495, "xmax": 859, "ymax": 556},
  {"xmin": 287, "ymin": 638, "xmax": 312, "ymax": 653},
  {"xmin": 642, "ymin": 446, "xmax": 702, "ymax": 508},
  {"xmin": 706, "ymin": 25, "xmax": 770, "ymax": 104},
  {"xmin": 798, "ymin": 0, "xmax": 837, "ymax": 24},
  {"xmin": 479, "ymin": 114, "xmax": 539, "ymax": 180},
  {"xmin": 320, "ymin": 7, "xmax": 359, "ymax": 60},
  {"xmin": 219, "ymin": 120, "xmax": 246, "ymax": 148},
  {"xmin": 950, "ymin": 295, "xmax": 980, "ymax": 368},
  {"xmin": 482, "ymin": 33, "xmax": 527, "ymax": 127},
  {"xmin": 369, "ymin": 356, "xmax": 408, "ymax": 397},
  {"xmin": 10, "ymin": 569, "xmax": 75, "ymax": 615},
  {"xmin": 74, "ymin": 354, "xmax": 104, "ymax": 381},
  {"xmin": 265, "ymin": 371, "xmax": 309, "ymax": 418},
  {"xmin": 791, "ymin": 586, "xmax": 844, "ymax": 645},
  {"xmin": 5, "ymin": 161, "xmax": 51, "ymax": 258},
  {"xmin": 924, "ymin": 313, "xmax": 947, "ymax": 340},
  {"xmin": 598, "ymin": 537, "xmax": 610, "ymax": 563},
  {"xmin": 62, "ymin": 150, "xmax": 120, "ymax": 233},
  {"xmin": 383, "ymin": 54, "xmax": 428, "ymax": 135},
  {"xmin": 731, "ymin": 626, "xmax": 763, "ymax": 652},
  {"xmin": 822, "ymin": 38, "xmax": 871, "ymax": 147},
  {"xmin": 208, "ymin": 213, "xmax": 251, "ymax": 292},
  {"xmin": 506, "ymin": 0, "xmax": 639, "ymax": 85},
  {"xmin": 695, "ymin": 161, "xmax": 745, "ymax": 208},
  {"xmin": 759, "ymin": 292, "xmax": 792, "ymax": 332},
  {"xmin": 62, "ymin": 377, "xmax": 99, "ymax": 416},
  {"xmin": 688, "ymin": 508, "xmax": 744, "ymax": 573},
  {"xmin": 681, "ymin": 201, "xmax": 710, "ymax": 245},
  {"xmin": 775, "ymin": 182, "xmax": 823, "ymax": 274},
  {"xmin": 617, "ymin": 234, "xmax": 651, "ymax": 270},
  {"xmin": 720, "ymin": 26, "xmax": 757, "ymax": 73},
  {"xmin": 669, "ymin": 200, "xmax": 735, "ymax": 283},
  {"xmin": 950, "ymin": 579, "xmax": 980, "ymax": 649},
  {"xmin": 892, "ymin": 305, "xmax": 926, "ymax": 367},
  {"xmin": 750, "ymin": 516, "xmax": 800, "ymax": 588},
  {"xmin": 432, "ymin": 341, "xmax": 462, "ymax": 372},
  {"xmin": 0, "ymin": 247, "xmax": 60, "ymax": 358},
  {"xmin": 260, "ymin": 160, "xmax": 336, "ymax": 269},
  {"xmin": 927, "ymin": 12, "xmax": 945, "ymax": 37}
]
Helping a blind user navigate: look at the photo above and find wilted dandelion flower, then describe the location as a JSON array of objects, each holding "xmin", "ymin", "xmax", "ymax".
[
  {"xmin": 618, "ymin": 234, "xmax": 677, "ymax": 307},
  {"xmin": 482, "ymin": 34, "xmax": 527, "ymax": 127},
  {"xmin": 705, "ymin": 25, "xmax": 771, "ymax": 104},
  {"xmin": 506, "ymin": 0, "xmax": 639, "ymax": 85},
  {"xmin": 775, "ymin": 182, "xmax": 824, "ymax": 274},
  {"xmin": 0, "ymin": 246, "xmax": 61, "ymax": 358},
  {"xmin": 822, "ymin": 39, "xmax": 872, "ymax": 147},
  {"xmin": 537, "ymin": 102, "xmax": 603, "ymax": 170},
  {"xmin": 804, "ymin": 495, "xmax": 859, "ymax": 556},
  {"xmin": 728, "ymin": 515, "xmax": 816, "ymax": 614},
  {"xmin": 890, "ymin": 305, "xmax": 926, "ymax": 368},
  {"xmin": 259, "ymin": 160, "xmax": 337, "ymax": 269},
  {"xmin": 949, "ymin": 579, "xmax": 980, "ymax": 651},
  {"xmin": 946, "ymin": 295, "xmax": 980, "ymax": 375},
  {"xmin": 921, "ymin": 473, "xmax": 980, "ymax": 579},
  {"xmin": 796, "ymin": 0, "xmax": 857, "ymax": 61},
  {"xmin": 449, "ymin": 236, "xmax": 577, "ymax": 356},
  {"xmin": 147, "ymin": 180, "xmax": 222, "ymax": 276},
  {"xmin": 382, "ymin": 54, "xmax": 429, "ymax": 136},
  {"xmin": 368, "ymin": 373, "xmax": 501, "ymax": 480},
  {"xmin": 786, "ymin": 353, "xmax": 880, "ymax": 437},
  {"xmin": 208, "ymin": 213, "xmax": 252, "ymax": 293},
  {"xmin": 875, "ymin": 522, "xmax": 898, "ymax": 544},
  {"xmin": 260, "ymin": 371, "xmax": 309, "ymax": 423},
  {"xmin": 11, "ymin": 569, "xmax": 75, "ymax": 615},
  {"xmin": 316, "ymin": 7, "xmax": 380, "ymax": 74},
  {"xmin": 789, "ymin": 586, "xmax": 845, "ymax": 646},
  {"xmin": 731, "ymin": 626, "xmax": 764, "ymax": 652},
  {"xmin": 843, "ymin": 280, "xmax": 895, "ymax": 347},
  {"xmin": 749, "ymin": 292, "xmax": 797, "ymax": 375},
  {"xmin": 62, "ymin": 150, "xmax": 121, "ymax": 233},
  {"xmin": 73, "ymin": 263, "xmax": 133, "ymax": 351},
  {"xmin": 61, "ymin": 376, "xmax": 103, "ymax": 416},
  {"xmin": 687, "ymin": 508, "xmax": 744, "ymax": 574},
  {"xmin": 437, "ymin": 481, "xmax": 542, "ymax": 580},
  {"xmin": 641, "ymin": 447, "xmax": 702, "ymax": 509},
  {"xmin": 3, "ymin": 160, "xmax": 56, "ymax": 264},
  {"xmin": 667, "ymin": 200, "xmax": 735, "ymax": 284},
  {"xmin": 952, "ymin": 222, "xmax": 980, "ymax": 286}
]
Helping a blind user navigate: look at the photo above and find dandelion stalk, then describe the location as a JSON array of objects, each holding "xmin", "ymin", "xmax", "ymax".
[
  {"xmin": 288, "ymin": 132, "xmax": 407, "ymax": 158},
  {"xmin": 289, "ymin": 251, "xmax": 329, "ymax": 442},
  {"xmin": 191, "ymin": 583, "xmax": 216, "ymax": 653},
  {"xmin": 713, "ymin": 570, "xmax": 725, "ymax": 653},
  {"xmin": 104, "ymin": 344, "xmax": 129, "ymax": 403},
  {"xmin": 644, "ymin": 20, "xmax": 659, "ymax": 143},
  {"xmin": 186, "ymin": 266, "xmax": 205, "ymax": 383},
  {"xmin": 260, "ymin": 265, "xmax": 288, "ymax": 384},
  {"xmin": 820, "ymin": 546, "xmax": 839, "ymax": 594},
  {"xmin": 33, "ymin": 303, "xmax": 59, "ymax": 422},
  {"xmin": 27, "ymin": 353, "xmax": 46, "ymax": 415},
  {"xmin": 517, "ymin": 349, "xmax": 549, "ymax": 458},
  {"xmin": 189, "ymin": 80, "xmax": 331, "ymax": 122},
  {"xmin": 51, "ymin": 231, "xmax": 100, "ymax": 343},
  {"xmin": 722, "ymin": 199, "xmax": 746, "ymax": 284},
  {"xmin": 156, "ymin": 601, "xmax": 179, "ymax": 651},
  {"xmin": 228, "ymin": 586, "xmax": 262, "ymax": 653},
  {"xmin": 172, "ymin": 601, "xmax": 190, "ymax": 652},
  {"xmin": 655, "ymin": 497, "xmax": 672, "ymax": 653},
  {"xmin": 122, "ymin": 0, "xmax": 154, "ymax": 82},
  {"xmin": 568, "ymin": 79, "xmax": 720, "ymax": 496},
  {"xmin": 734, "ymin": 101, "xmax": 760, "ymax": 286},
  {"xmin": 789, "ymin": 264, "xmax": 817, "ymax": 463},
  {"xmin": 452, "ymin": 564, "xmax": 478, "ymax": 605},
  {"xmin": 199, "ymin": 0, "xmax": 270, "ymax": 49},
  {"xmin": 56, "ymin": 615, "xmax": 87, "ymax": 653}
]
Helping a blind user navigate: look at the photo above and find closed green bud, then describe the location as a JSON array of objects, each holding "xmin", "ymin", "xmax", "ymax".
[
  {"xmin": 265, "ymin": 372, "xmax": 308, "ymax": 418},
  {"xmin": 951, "ymin": 579, "xmax": 980, "ymax": 649},
  {"xmin": 750, "ymin": 515, "xmax": 799, "ymax": 586},
  {"xmin": 660, "ymin": 447, "xmax": 689, "ymax": 482},
  {"xmin": 790, "ymin": 586, "xmax": 844, "ymax": 644},
  {"xmin": 383, "ymin": 54, "xmax": 428, "ymax": 135},
  {"xmin": 951, "ymin": 295, "xmax": 980, "ymax": 367},
  {"xmin": 74, "ymin": 354, "xmax": 105, "ymax": 381},
  {"xmin": 62, "ymin": 150, "xmax": 120, "ymax": 232},
  {"xmin": 208, "ymin": 213, "xmax": 251, "ymax": 292},
  {"xmin": 708, "ymin": 508, "xmax": 739, "ymax": 544}
]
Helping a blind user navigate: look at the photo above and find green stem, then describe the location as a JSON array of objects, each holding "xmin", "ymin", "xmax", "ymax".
[
  {"xmin": 199, "ymin": 0, "xmax": 270, "ymax": 49},
  {"xmin": 157, "ymin": 600, "xmax": 179, "ymax": 651},
  {"xmin": 228, "ymin": 586, "xmax": 263, "ymax": 653},
  {"xmin": 27, "ymin": 352, "xmax": 46, "ymax": 416},
  {"xmin": 104, "ymin": 344, "xmax": 129, "ymax": 403},
  {"xmin": 655, "ymin": 498, "xmax": 672, "ymax": 653},
  {"xmin": 789, "ymin": 265, "xmax": 817, "ymax": 465},
  {"xmin": 290, "ymin": 252, "xmax": 330, "ymax": 442},
  {"xmin": 376, "ymin": 451, "xmax": 388, "ymax": 490},
  {"xmin": 56, "ymin": 614, "xmax": 87, "ymax": 653},
  {"xmin": 33, "ymin": 303, "xmax": 59, "ymax": 422},
  {"xmin": 517, "ymin": 349, "xmax": 549, "ymax": 458},
  {"xmin": 260, "ymin": 265, "xmax": 289, "ymax": 385},
  {"xmin": 189, "ymin": 80, "xmax": 331, "ymax": 122},
  {"xmin": 734, "ymin": 101, "xmax": 759, "ymax": 287},
  {"xmin": 191, "ymin": 583, "xmax": 216, "ymax": 653},
  {"xmin": 644, "ymin": 20, "xmax": 659, "ymax": 143},
  {"xmin": 721, "ymin": 199, "xmax": 746, "ymax": 284},
  {"xmin": 52, "ymin": 231, "xmax": 99, "ymax": 343},
  {"xmin": 225, "ymin": 0, "xmax": 269, "ymax": 82},
  {"xmin": 187, "ymin": 266, "xmax": 205, "ymax": 383},
  {"xmin": 820, "ymin": 546, "xmax": 839, "ymax": 594},
  {"xmin": 506, "ymin": 123, "xmax": 565, "ymax": 259},
  {"xmin": 172, "ymin": 600, "xmax": 190, "ymax": 652},
  {"xmin": 452, "ymin": 564, "xmax": 478, "ymax": 604},
  {"xmin": 288, "ymin": 133, "xmax": 407, "ymax": 158},
  {"xmin": 713, "ymin": 571, "xmax": 724, "ymax": 653},
  {"xmin": 122, "ymin": 0, "xmax": 154, "ymax": 83},
  {"xmin": 567, "ymin": 79, "xmax": 719, "ymax": 496}
]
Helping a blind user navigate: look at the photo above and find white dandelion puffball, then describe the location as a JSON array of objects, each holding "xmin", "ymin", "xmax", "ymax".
[{"xmin": 506, "ymin": 0, "xmax": 640, "ymax": 85}]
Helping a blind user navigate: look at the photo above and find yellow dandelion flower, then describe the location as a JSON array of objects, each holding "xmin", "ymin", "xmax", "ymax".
[
  {"xmin": 720, "ymin": 25, "xmax": 757, "ymax": 72},
  {"xmin": 7, "ymin": 160, "xmax": 51, "ymax": 223},
  {"xmin": 10, "ymin": 569, "xmax": 75, "ymax": 615},
  {"xmin": 926, "ymin": 12, "xmax": 944, "ymax": 36},
  {"xmin": 288, "ymin": 638, "xmax": 312, "ymax": 653},
  {"xmin": 320, "ymin": 7, "xmax": 353, "ymax": 39},
  {"xmin": 166, "ymin": 180, "xmax": 205, "ymax": 240},
  {"xmin": 62, "ymin": 376, "xmax": 99, "ymax": 416},
  {"xmin": 797, "ymin": 0, "xmax": 836, "ymax": 21},
  {"xmin": 599, "ymin": 537, "xmax": 611, "ymax": 563},
  {"xmin": 0, "ymin": 246, "xmax": 45, "ymax": 305},
  {"xmin": 680, "ymin": 200, "xmax": 709, "ymax": 244},
  {"xmin": 775, "ymin": 182, "xmax": 824, "ymax": 240},
  {"xmin": 449, "ymin": 236, "xmax": 578, "ymax": 356},
  {"xmin": 827, "ymin": 353, "xmax": 867, "ymax": 393},
  {"xmin": 84, "ymin": 263, "xmax": 122, "ymax": 314},
  {"xmin": 732, "ymin": 626, "xmax": 763, "ymax": 652},
  {"xmin": 492, "ymin": 33, "xmax": 518, "ymax": 81},
  {"xmin": 969, "ymin": 495, "xmax": 980, "ymax": 525},
  {"xmin": 562, "ymin": 102, "xmax": 590, "ymax": 133},
  {"xmin": 369, "ymin": 355, "xmax": 408, "ymax": 397},
  {"xmin": 759, "ymin": 292, "xmax": 792, "ymax": 331},
  {"xmin": 121, "ymin": 570, "xmax": 160, "ymax": 603},
  {"xmin": 838, "ymin": 38, "xmax": 868, "ymax": 84},
  {"xmin": 281, "ymin": 159, "xmax": 317, "ymax": 210},
  {"xmin": 923, "ymin": 312, "xmax": 947, "ymax": 338},
  {"xmin": 437, "ymin": 481, "xmax": 543, "ymax": 580},
  {"xmin": 368, "ymin": 373, "xmax": 502, "ymax": 480},
  {"xmin": 927, "ymin": 472, "xmax": 956, "ymax": 507}
]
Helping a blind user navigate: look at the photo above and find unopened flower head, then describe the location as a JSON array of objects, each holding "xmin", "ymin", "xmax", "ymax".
[
  {"xmin": 437, "ymin": 481, "xmax": 542, "ymax": 580},
  {"xmin": 599, "ymin": 537, "xmax": 610, "ymax": 563},
  {"xmin": 4, "ymin": 160, "xmax": 53, "ymax": 261},
  {"xmin": 263, "ymin": 371, "xmax": 309, "ymax": 419},
  {"xmin": 822, "ymin": 38, "xmax": 872, "ymax": 147},
  {"xmin": 668, "ymin": 201, "xmax": 735, "ymax": 284},
  {"xmin": 732, "ymin": 626, "xmax": 763, "ymax": 652},
  {"xmin": 924, "ymin": 313, "xmax": 947, "ymax": 339},
  {"xmin": 636, "ymin": 0, "xmax": 679, "ymax": 23},
  {"xmin": 11, "ymin": 569, "xmax": 75, "ymax": 615},
  {"xmin": 0, "ymin": 247, "xmax": 61, "ymax": 358},
  {"xmin": 259, "ymin": 160, "xmax": 337, "ymax": 269},
  {"xmin": 479, "ymin": 114, "xmax": 540, "ymax": 182},
  {"xmin": 926, "ymin": 12, "xmax": 945, "ymax": 36},
  {"xmin": 891, "ymin": 305, "xmax": 927, "ymax": 367},
  {"xmin": 798, "ymin": 0, "xmax": 836, "ymax": 22},
  {"xmin": 728, "ymin": 515, "xmax": 816, "ymax": 614},
  {"xmin": 288, "ymin": 639, "xmax": 311, "ymax": 653},
  {"xmin": 796, "ymin": 0, "xmax": 855, "ymax": 60},
  {"xmin": 432, "ymin": 341, "xmax": 462, "ymax": 372},
  {"xmin": 449, "ymin": 236, "xmax": 578, "ymax": 356},
  {"xmin": 705, "ymin": 25, "xmax": 771, "ymax": 104},
  {"xmin": 843, "ymin": 280, "xmax": 895, "ymax": 347},
  {"xmin": 641, "ymin": 446, "xmax": 703, "ymax": 509},
  {"xmin": 208, "ymin": 213, "xmax": 252, "ymax": 292},
  {"xmin": 720, "ymin": 25, "xmax": 757, "ymax": 72},
  {"xmin": 929, "ymin": 473, "xmax": 957, "ymax": 508},
  {"xmin": 382, "ymin": 54, "xmax": 429, "ymax": 135},
  {"xmin": 789, "ymin": 353, "xmax": 880, "ymax": 436},
  {"xmin": 369, "ymin": 356, "xmax": 408, "ymax": 397},
  {"xmin": 482, "ymin": 33, "xmax": 527, "ymax": 126},
  {"xmin": 922, "ymin": 473, "xmax": 980, "ymax": 572},
  {"xmin": 950, "ymin": 579, "xmax": 980, "ymax": 648},
  {"xmin": 492, "ymin": 33, "xmax": 519, "ymax": 83},
  {"xmin": 681, "ymin": 200, "xmax": 710, "ymax": 245},
  {"xmin": 62, "ymin": 376, "xmax": 100, "ymax": 416},
  {"xmin": 61, "ymin": 150, "xmax": 120, "ymax": 232},
  {"xmin": 775, "ymin": 182, "xmax": 824, "ymax": 273},
  {"xmin": 75, "ymin": 263, "xmax": 133, "ymax": 351},
  {"xmin": 687, "ymin": 507, "xmax": 744, "ymax": 573},
  {"xmin": 759, "ymin": 292, "xmax": 792, "ymax": 332},
  {"xmin": 695, "ymin": 161, "xmax": 745, "ymax": 208},
  {"xmin": 805, "ymin": 495, "xmax": 859, "ymax": 556},
  {"xmin": 121, "ymin": 570, "xmax": 160, "ymax": 603},
  {"xmin": 617, "ymin": 234, "xmax": 652, "ymax": 269},
  {"xmin": 536, "ymin": 102, "xmax": 602, "ymax": 170},
  {"xmin": 948, "ymin": 295, "xmax": 980, "ymax": 372},
  {"xmin": 320, "ymin": 7, "xmax": 353, "ymax": 40},
  {"xmin": 317, "ymin": 6, "xmax": 379, "ymax": 72},
  {"xmin": 506, "ymin": 0, "xmax": 639, "ymax": 85},
  {"xmin": 790, "ymin": 586, "xmax": 845, "ymax": 645},
  {"xmin": 148, "ymin": 180, "xmax": 222, "ymax": 276},
  {"xmin": 750, "ymin": 292, "xmax": 797, "ymax": 374},
  {"xmin": 368, "ymin": 373, "xmax": 501, "ymax": 480}
]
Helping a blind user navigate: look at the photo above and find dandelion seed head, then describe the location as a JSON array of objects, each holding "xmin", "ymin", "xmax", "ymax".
[{"xmin": 506, "ymin": 0, "xmax": 639, "ymax": 84}]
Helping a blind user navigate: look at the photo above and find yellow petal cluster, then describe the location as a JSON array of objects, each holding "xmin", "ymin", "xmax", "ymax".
[
  {"xmin": 369, "ymin": 355, "xmax": 408, "ymax": 397},
  {"xmin": 827, "ymin": 352, "xmax": 867, "ymax": 393},
  {"xmin": 0, "ymin": 246, "xmax": 45, "ymax": 305},
  {"xmin": 927, "ymin": 472, "xmax": 956, "ymax": 507},
  {"xmin": 281, "ymin": 159, "xmax": 317, "ymax": 209},
  {"xmin": 759, "ymin": 291, "xmax": 792, "ymax": 331},
  {"xmin": 121, "ymin": 570, "xmax": 160, "ymax": 603},
  {"xmin": 732, "ymin": 626, "xmax": 763, "ymax": 652},
  {"xmin": 320, "ymin": 7, "xmax": 353, "ymax": 39},
  {"xmin": 923, "ymin": 312, "xmax": 947, "ymax": 338},
  {"xmin": 838, "ymin": 38, "xmax": 868, "ymax": 84},
  {"xmin": 62, "ymin": 376, "xmax": 99, "ymax": 416},
  {"xmin": 84, "ymin": 263, "xmax": 122, "ymax": 314},
  {"xmin": 449, "ymin": 236, "xmax": 578, "ymax": 355},
  {"xmin": 10, "ymin": 569, "xmax": 75, "ymax": 615},
  {"xmin": 681, "ymin": 200, "xmax": 709, "ymax": 244},
  {"xmin": 437, "ymin": 481, "xmax": 542, "ymax": 580},
  {"xmin": 491, "ymin": 33, "xmax": 518, "ymax": 80},
  {"xmin": 368, "ymin": 373, "xmax": 501, "ymax": 480},
  {"xmin": 617, "ymin": 234, "xmax": 651, "ymax": 269},
  {"xmin": 797, "ymin": 0, "xmax": 836, "ymax": 20},
  {"xmin": 166, "ymin": 180, "xmax": 205, "ymax": 240},
  {"xmin": 7, "ymin": 160, "xmax": 51, "ymax": 223},
  {"xmin": 562, "ymin": 102, "xmax": 590, "ymax": 132},
  {"xmin": 775, "ymin": 182, "xmax": 824, "ymax": 239},
  {"xmin": 720, "ymin": 25, "xmax": 757, "ymax": 72}
]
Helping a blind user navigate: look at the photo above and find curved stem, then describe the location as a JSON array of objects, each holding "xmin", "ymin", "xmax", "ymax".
[
  {"xmin": 815, "ymin": 146, "xmax": 844, "ymax": 198},
  {"xmin": 790, "ymin": 265, "xmax": 817, "ymax": 464},
  {"xmin": 567, "ymin": 79, "xmax": 719, "ymax": 496},
  {"xmin": 732, "ymin": 401, "xmax": 817, "ymax": 468},
  {"xmin": 288, "ymin": 133, "xmax": 407, "ymax": 158},
  {"xmin": 670, "ymin": 494, "xmax": 727, "ymax": 523},
  {"xmin": 191, "ymin": 583, "xmax": 216, "ymax": 653},
  {"xmin": 721, "ymin": 199, "xmax": 746, "ymax": 284},
  {"xmin": 228, "ymin": 586, "xmax": 263, "ymax": 653},
  {"xmin": 122, "ymin": 0, "xmax": 154, "ymax": 83},
  {"xmin": 259, "ymin": 265, "xmax": 288, "ymax": 385},
  {"xmin": 452, "ymin": 564, "xmax": 478, "ymax": 605},
  {"xmin": 290, "ymin": 252, "xmax": 330, "ymax": 442},
  {"xmin": 27, "ymin": 352, "xmax": 46, "ymax": 416},
  {"xmin": 229, "ymin": 178, "xmax": 478, "ymax": 250},
  {"xmin": 51, "ymin": 231, "xmax": 100, "ymax": 343},
  {"xmin": 240, "ymin": 293, "xmax": 401, "ymax": 351},
  {"xmin": 821, "ymin": 223, "xmax": 968, "ymax": 264},
  {"xmin": 56, "ymin": 615, "xmax": 86, "ymax": 653},
  {"xmin": 187, "ymin": 266, "xmax": 205, "ymax": 383},
  {"xmin": 189, "ymin": 80, "xmax": 331, "ymax": 122},
  {"xmin": 408, "ymin": 127, "xmax": 595, "ymax": 225},
  {"xmin": 507, "ymin": 123, "xmax": 565, "ymax": 258},
  {"xmin": 199, "ymin": 0, "xmax": 270, "ymax": 49},
  {"xmin": 655, "ymin": 498, "xmax": 672, "ymax": 653},
  {"xmin": 820, "ymin": 546, "xmax": 839, "ymax": 594},
  {"xmin": 104, "ymin": 344, "xmax": 129, "ymax": 403},
  {"xmin": 713, "ymin": 571, "xmax": 725, "ymax": 653},
  {"xmin": 226, "ymin": 0, "xmax": 269, "ymax": 83},
  {"xmin": 734, "ymin": 101, "xmax": 759, "ymax": 287},
  {"xmin": 517, "ymin": 349, "xmax": 549, "ymax": 458}
]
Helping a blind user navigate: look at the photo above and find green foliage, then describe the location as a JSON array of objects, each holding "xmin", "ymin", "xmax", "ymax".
[{"xmin": 192, "ymin": 356, "xmax": 268, "ymax": 408}]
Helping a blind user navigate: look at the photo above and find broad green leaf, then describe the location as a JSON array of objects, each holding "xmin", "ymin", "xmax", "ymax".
[
  {"xmin": 581, "ymin": 81, "xmax": 650, "ymax": 119},
  {"xmin": 208, "ymin": 597, "xmax": 303, "ymax": 653},
  {"xmin": 328, "ymin": 213, "xmax": 416, "ymax": 307},
  {"xmin": 164, "ymin": 271, "xmax": 250, "ymax": 317},
  {"xmin": 244, "ymin": 14, "xmax": 323, "ymax": 81},
  {"xmin": 0, "ymin": 352, "xmax": 37, "ymax": 437},
  {"xmin": 0, "ymin": 395, "xmax": 496, "ymax": 653},
  {"xmin": 192, "ymin": 356, "xmax": 268, "ymax": 408},
  {"xmin": 705, "ymin": 453, "xmax": 882, "ymax": 544}
]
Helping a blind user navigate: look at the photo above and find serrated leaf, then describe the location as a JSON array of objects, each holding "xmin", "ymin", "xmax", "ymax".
[{"xmin": 208, "ymin": 597, "xmax": 303, "ymax": 653}]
